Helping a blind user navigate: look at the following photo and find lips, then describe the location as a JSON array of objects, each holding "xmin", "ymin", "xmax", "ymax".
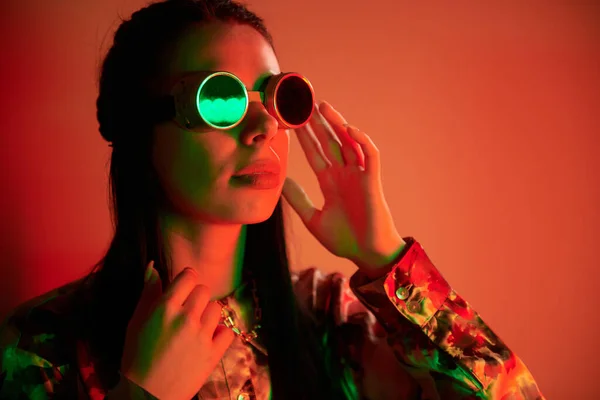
[{"xmin": 234, "ymin": 159, "xmax": 281, "ymax": 176}]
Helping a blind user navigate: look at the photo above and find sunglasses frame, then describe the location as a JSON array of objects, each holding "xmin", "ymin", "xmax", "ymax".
[{"xmin": 169, "ymin": 71, "xmax": 315, "ymax": 131}]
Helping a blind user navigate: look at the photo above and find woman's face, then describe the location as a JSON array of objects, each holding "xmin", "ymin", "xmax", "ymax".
[{"xmin": 152, "ymin": 22, "xmax": 288, "ymax": 224}]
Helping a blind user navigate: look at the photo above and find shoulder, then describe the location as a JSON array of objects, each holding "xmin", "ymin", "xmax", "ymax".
[
  {"xmin": 1, "ymin": 276, "xmax": 89, "ymax": 344},
  {"xmin": 0, "ymin": 276, "xmax": 95, "ymax": 398},
  {"xmin": 290, "ymin": 267, "xmax": 374, "ymax": 329},
  {"xmin": 0, "ymin": 275, "xmax": 92, "ymax": 369},
  {"xmin": 290, "ymin": 267, "xmax": 345, "ymax": 313}
]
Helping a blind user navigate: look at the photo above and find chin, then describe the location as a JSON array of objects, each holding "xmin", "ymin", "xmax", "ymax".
[{"xmin": 230, "ymin": 203, "xmax": 279, "ymax": 225}]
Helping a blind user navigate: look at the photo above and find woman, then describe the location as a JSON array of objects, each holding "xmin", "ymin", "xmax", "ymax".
[{"xmin": 0, "ymin": 0, "xmax": 545, "ymax": 399}]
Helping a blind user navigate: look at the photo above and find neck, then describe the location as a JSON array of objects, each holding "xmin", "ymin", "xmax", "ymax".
[{"xmin": 159, "ymin": 212, "xmax": 247, "ymax": 300}]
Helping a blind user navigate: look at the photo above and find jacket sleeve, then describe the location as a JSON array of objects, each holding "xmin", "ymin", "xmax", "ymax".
[
  {"xmin": 0, "ymin": 313, "xmax": 160, "ymax": 400},
  {"xmin": 294, "ymin": 237, "xmax": 545, "ymax": 400},
  {"xmin": 0, "ymin": 312, "xmax": 64, "ymax": 400}
]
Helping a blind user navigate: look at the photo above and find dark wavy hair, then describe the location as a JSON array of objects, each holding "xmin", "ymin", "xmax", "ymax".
[{"xmin": 76, "ymin": 0, "xmax": 358, "ymax": 398}]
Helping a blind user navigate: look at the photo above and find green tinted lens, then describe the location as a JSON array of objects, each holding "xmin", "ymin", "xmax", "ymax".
[{"xmin": 197, "ymin": 74, "xmax": 247, "ymax": 129}]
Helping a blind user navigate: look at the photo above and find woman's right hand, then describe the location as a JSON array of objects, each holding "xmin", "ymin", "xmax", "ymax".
[{"xmin": 119, "ymin": 261, "xmax": 235, "ymax": 400}]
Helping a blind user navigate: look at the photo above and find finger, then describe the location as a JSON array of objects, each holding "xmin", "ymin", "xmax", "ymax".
[
  {"xmin": 200, "ymin": 301, "xmax": 224, "ymax": 330},
  {"xmin": 319, "ymin": 102, "xmax": 365, "ymax": 168},
  {"xmin": 294, "ymin": 124, "xmax": 331, "ymax": 173},
  {"xmin": 136, "ymin": 261, "xmax": 162, "ymax": 318},
  {"xmin": 182, "ymin": 284, "xmax": 211, "ymax": 322},
  {"xmin": 163, "ymin": 268, "xmax": 200, "ymax": 308},
  {"xmin": 341, "ymin": 125, "xmax": 365, "ymax": 168},
  {"xmin": 281, "ymin": 176, "xmax": 319, "ymax": 229},
  {"xmin": 212, "ymin": 324, "xmax": 235, "ymax": 354},
  {"xmin": 308, "ymin": 102, "xmax": 344, "ymax": 166},
  {"xmin": 346, "ymin": 126, "xmax": 381, "ymax": 179}
]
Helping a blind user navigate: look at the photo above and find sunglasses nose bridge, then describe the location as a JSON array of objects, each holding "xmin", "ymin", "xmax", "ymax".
[
  {"xmin": 243, "ymin": 93, "xmax": 279, "ymax": 130},
  {"xmin": 244, "ymin": 90, "xmax": 280, "ymax": 129},
  {"xmin": 247, "ymin": 91, "xmax": 263, "ymax": 104}
]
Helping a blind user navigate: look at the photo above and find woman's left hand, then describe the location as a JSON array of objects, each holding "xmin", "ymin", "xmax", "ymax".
[{"xmin": 282, "ymin": 101, "xmax": 406, "ymax": 279}]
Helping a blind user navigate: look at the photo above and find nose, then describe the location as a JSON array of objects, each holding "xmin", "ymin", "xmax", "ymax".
[{"xmin": 239, "ymin": 101, "xmax": 279, "ymax": 146}]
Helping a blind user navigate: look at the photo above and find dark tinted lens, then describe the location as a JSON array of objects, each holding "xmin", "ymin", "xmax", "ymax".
[
  {"xmin": 275, "ymin": 76, "xmax": 313, "ymax": 126},
  {"xmin": 197, "ymin": 74, "xmax": 247, "ymax": 128}
]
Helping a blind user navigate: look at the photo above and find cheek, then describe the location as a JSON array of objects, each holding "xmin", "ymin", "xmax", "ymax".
[
  {"xmin": 271, "ymin": 130, "xmax": 290, "ymax": 161},
  {"xmin": 274, "ymin": 130, "xmax": 290, "ymax": 167},
  {"xmin": 153, "ymin": 128, "xmax": 216, "ymax": 199}
]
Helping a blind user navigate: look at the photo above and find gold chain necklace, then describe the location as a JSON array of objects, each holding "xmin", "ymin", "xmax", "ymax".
[{"xmin": 217, "ymin": 276, "xmax": 262, "ymax": 346}]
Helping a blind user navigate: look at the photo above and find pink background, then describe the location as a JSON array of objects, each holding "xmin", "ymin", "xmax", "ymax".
[{"xmin": 1, "ymin": 1, "xmax": 598, "ymax": 398}]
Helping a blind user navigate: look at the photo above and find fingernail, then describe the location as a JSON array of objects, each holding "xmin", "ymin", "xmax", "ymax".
[{"xmin": 144, "ymin": 261, "xmax": 154, "ymax": 283}]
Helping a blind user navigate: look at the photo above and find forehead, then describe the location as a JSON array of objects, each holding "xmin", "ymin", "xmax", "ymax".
[{"xmin": 165, "ymin": 22, "xmax": 280, "ymax": 89}]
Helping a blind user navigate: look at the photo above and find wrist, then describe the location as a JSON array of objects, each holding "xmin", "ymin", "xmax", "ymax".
[{"xmin": 354, "ymin": 237, "xmax": 407, "ymax": 280}]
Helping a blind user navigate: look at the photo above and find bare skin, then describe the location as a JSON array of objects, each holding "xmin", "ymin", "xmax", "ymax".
[
  {"xmin": 118, "ymin": 264, "xmax": 235, "ymax": 400},
  {"xmin": 152, "ymin": 22, "xmax": 289, "ymax": 301},
  {"xmin": 115, "ymin": 22, "xmax": 288, "ymax": 399}
]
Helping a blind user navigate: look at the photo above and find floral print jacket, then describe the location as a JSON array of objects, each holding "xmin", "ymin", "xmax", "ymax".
[{"xmin": 0, "ymin": 237, "xmax": 545, "ymax": 399}]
